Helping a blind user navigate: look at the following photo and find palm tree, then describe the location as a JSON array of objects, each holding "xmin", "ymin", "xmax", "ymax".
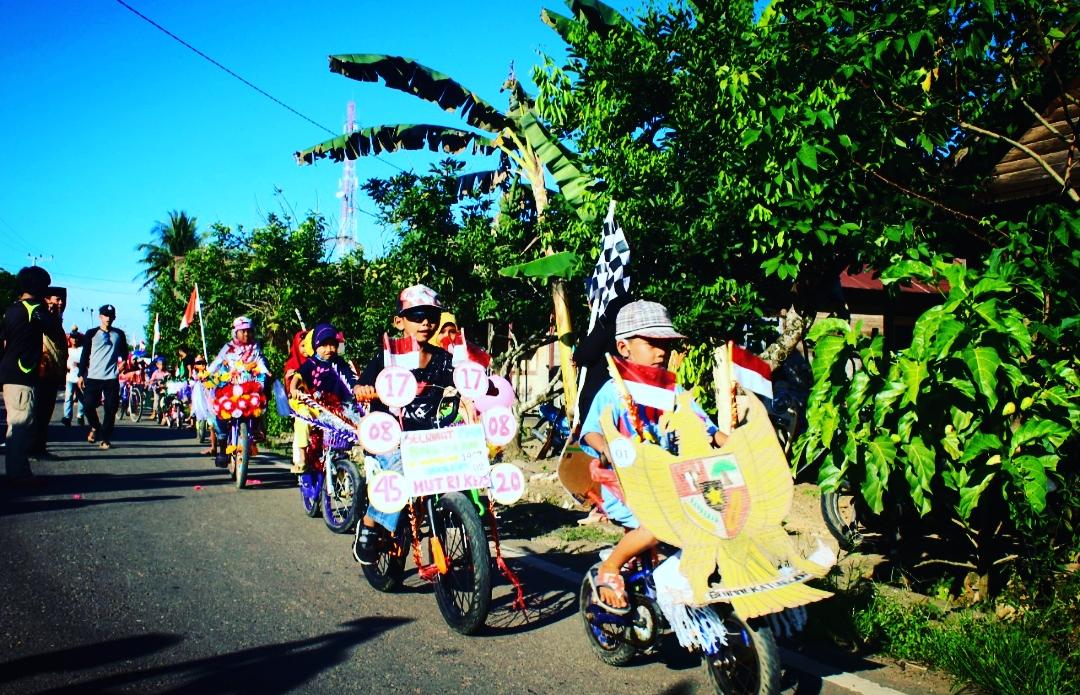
[{"xmin": 136, "ymin": 210, "xmax": 200, "ymax": 289}]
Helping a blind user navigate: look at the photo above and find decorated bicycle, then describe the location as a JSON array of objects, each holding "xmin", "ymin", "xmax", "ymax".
[
  {"xmin": 204, "ymin": 316, "xmax": 271, "ymax": 489},
  {"xmin": 288, "ymin": 390, "xmax": 367, "ymax": 534},
  {"xmin": 356, "ymin": 334, "xmax": 528, "ymax": 635},
  {"xmin": 574, "ymin": 352, "xmax": 836, "ymax": 695}
]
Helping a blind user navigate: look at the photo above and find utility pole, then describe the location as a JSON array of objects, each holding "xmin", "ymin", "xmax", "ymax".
[{"xmin": 27, "ymin": 253, "xmax": 53, "ymax": 267}]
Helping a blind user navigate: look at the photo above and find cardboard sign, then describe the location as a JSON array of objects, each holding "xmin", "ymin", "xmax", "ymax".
[{"xmin": 400, "ymin": 424, "xmax": 490, "ymax": 497}]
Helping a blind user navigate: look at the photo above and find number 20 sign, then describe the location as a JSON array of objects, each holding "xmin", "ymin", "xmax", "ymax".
[
  {"xmin": 488, "ymin": 462, "xmax": 526, "ymax": 505},
  {"xmin": 375, "ymin": 367, "xmax": 417, "ymax": 408}
]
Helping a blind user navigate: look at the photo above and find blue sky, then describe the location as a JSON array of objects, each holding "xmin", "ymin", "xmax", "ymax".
[{"xmin": 0, "ymin": 0, "xmax": 634, "ymax": 343}]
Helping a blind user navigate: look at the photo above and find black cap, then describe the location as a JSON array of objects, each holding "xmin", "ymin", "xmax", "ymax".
[{"xmin": 99, "ymin": 304, "xmax": 116, "ymax": 318}]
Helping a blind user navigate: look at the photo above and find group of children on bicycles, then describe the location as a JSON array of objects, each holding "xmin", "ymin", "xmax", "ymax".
[{"xmin": 268, "ymin": 281, "xmax": 728, "ymax": 615}]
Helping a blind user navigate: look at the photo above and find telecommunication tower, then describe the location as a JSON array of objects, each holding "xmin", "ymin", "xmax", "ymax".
[{"xmin": 332, "ymin": 101, "xmax": 359, "ymax": 259}]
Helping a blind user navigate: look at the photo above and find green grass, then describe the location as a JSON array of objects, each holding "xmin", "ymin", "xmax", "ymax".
[
  {"xmin": 552, "ymin": 524, "xmax": 623, "ymax": 545},
  {"xmin": 807, "ymin": 581, "xmax": 1080, "ymax": 695}
]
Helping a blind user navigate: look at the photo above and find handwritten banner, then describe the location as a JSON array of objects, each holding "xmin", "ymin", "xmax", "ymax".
[{"xmin": 400, "ymin": 424, "xmax": 490, "ymax": 497}]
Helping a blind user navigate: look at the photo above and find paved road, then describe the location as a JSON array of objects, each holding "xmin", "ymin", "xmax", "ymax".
[{"xmin": 0, "ymin": 407, "xmax": 944, "ymax": 694}]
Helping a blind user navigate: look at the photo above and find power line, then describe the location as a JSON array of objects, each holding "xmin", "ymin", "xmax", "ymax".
[
  {"xmin": 114, "ymin": 0, "xmax": 337, "ymax": 137},
  {"xmin": 113, "ymin": 0, "xmax": 412, "ymax": 177}
]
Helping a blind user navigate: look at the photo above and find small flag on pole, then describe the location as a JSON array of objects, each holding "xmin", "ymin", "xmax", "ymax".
[
  {"xmin": 448, "ymin": 328, "xmax": 492, "ymax": 369},
  {"xmin": 383, "ymin": 333, "xmax": 420, "ymax": 370},
  {"xmin": 180, "ymin": 287, "xmax": 199, "ymax": 331},
  {"xmin": 610, "ymin": 356, "xmax": 677, "ymax": 412},
  {"xmin": 152, "ymin": 313, "xmax": 160, "ymax": 345},
  {"xmin": 585, "ymin": 200, "xmax": 631, "ymax": 318},
  {"xmin": 730, "ymin": 344, "xmax": 773, "ymax": 399}
]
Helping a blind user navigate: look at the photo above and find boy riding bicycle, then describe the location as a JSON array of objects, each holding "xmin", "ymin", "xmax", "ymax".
[
  {"xmin": 580, "ymin": 300, "xmax": 728, "ymax": 614},
  {"xmin": 353, "ymin": 284, "xmax": 457, "ymax": 564}
]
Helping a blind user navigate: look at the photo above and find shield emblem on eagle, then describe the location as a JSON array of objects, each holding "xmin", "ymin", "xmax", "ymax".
[{"xmin": 670, "ymin": 455, "xmax": 750, "ymax": 539}]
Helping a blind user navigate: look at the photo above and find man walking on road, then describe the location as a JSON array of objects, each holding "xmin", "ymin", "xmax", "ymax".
[
  {"xmin": 0, "ymin": 266, "xmax": 63, "ymax": 483},
  {"xmin": 77, "ymin": 305, "xmax": 128, "ymax": 450},
  {"xmin": 29, "ymin": 287, "xmax": 68, "ymax": 460}
]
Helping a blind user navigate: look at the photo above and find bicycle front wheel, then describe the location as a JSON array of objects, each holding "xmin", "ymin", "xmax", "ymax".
[
  {"xmin": 130, "ymin": 388, "xmax": 144, "ymax": 422},
  {"xmin": 322, "ymin": 457, "xmax": 361, "ymax": 533},
  {"xmin": 431, "ymin": 492, "xmax": 491, "ymax": 635},
  {"xmin": 234, "ymin": 420, "xmax": 250, "ymax": 489}
]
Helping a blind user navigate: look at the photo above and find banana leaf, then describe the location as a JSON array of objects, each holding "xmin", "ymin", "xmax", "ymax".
[
  {"xmin": 541, "ymin": 0, "xmax": 633, "ymax": 39},
  {"xmin": 498, "ymin": 251, "xmax": 583, "ymax": 280},
  {"xmin": 455, "ymin": 169, "xmax": 511, "ymax": 197},
  {"xmin": 517, "ymin": 111, "xmax": 595, "ymax": 220},
  {"xmin": 329, "ymin": 54, "xmax": 511, "ymax": 133},
  {"xmin": 295, "ymin": 124, "xmax": 496, "ymax": 165}
]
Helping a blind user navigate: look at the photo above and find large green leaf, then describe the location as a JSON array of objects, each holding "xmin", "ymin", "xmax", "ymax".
[
  {"xmin": 810, "ymin": 334, "xmax": 847, "ymax": 378},
  {"xmin": 962, "ymin": 346, "xmax": 1001, "ymax": 409},
  {"xmin": 1012, "ymin": 418, "xmax": 1072, "ymax": 449},
  {"xmin": 328, "ymin": 55, "xmax": 511, "ymax": 133},
  {"xmin": 956, "ymin": 472, "xmax": 995, "ymax": 520},
  {"xmin": 958, "ymin": 432, "xmax": 1003, "ymax": 463},
  {"xmin": 498, "ymin": 251, "xmax": 583, "ymax": 280},
  {"xmin": 908, "ymin": 306, "xmax": 944, "ymax": 360},
  {"xmin": 516, "ymin": 111, "xmax": 595, "ymax": 218},
  {"xmin": 873, "ymin": 379, "xmax": 905, "ymax": 426},
  {"xmin": 929, "ymin": 318, "xmax": 965, "ymax": 360},
  {"xmin": 541, "ymin": 0, "xmax": 634, "ymax": 39},
  {"xmin": 295, "ymin": 124, "xmax": 496, "ymax": 165},
  {"xmin": 898, "ymin": 357, "xmax": 929, "ymax": 406},
  {"xmin": 903, "ymin": 436, "xmax": 935, "ymax": 515},
  {"xmin": 862, "ymin": 436, "xmax": 897, "ymax": 513},
  {"xmin": 1012, "ymin": 454, "xmax": 1055, "ymax": 513}
]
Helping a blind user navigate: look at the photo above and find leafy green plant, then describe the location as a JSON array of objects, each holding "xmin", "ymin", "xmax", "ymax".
[{"xmin": 798, "ymin": 251, "xmax": 1079, "ymax": 574}]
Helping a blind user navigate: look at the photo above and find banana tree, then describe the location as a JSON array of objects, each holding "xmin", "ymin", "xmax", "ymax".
[{"xmin": 295, "ymin": 53, "xmax": 596, "ymax": 413}]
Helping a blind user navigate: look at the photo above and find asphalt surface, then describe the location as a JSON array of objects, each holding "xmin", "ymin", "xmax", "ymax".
[{"xmin": 0, "ymin": 404, "xmax": 943, "ymax": 695}]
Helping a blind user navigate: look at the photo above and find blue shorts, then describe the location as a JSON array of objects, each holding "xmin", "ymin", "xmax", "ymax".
[{"xmin": 367, "ymin": 450, "xmax": 404, "ymax": 532}]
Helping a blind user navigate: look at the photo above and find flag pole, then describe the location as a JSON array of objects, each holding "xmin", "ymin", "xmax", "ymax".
[{"xmin": 195, "ymin": 284, "xmax": 209, "ymax": 360}]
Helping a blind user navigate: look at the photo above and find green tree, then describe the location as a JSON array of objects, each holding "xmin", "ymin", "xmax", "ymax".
[{"xmin": 136, "ymin": 210, "xmax": 201, "ymax": 290}]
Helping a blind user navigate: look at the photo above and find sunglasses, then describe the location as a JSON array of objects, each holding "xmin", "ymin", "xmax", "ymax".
[
  {"xmin": 194, "ymin": 361, "xmax": 206, "ymax": 366},
  {"xmin": 400, "ymin": 308, "xmax": 440, "ymax": 324}
]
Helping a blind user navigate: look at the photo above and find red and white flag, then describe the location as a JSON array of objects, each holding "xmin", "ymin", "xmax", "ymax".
[
  {"xmin": 383, "ymin": 333, "xmax": 420, "ymax": 370},
  {"xmin": 152, "ymin": 313, "xmax": 160, "ymax": 345},
  {"xmin": 610, "ymin": 356, "xmax": 677, "ymax": 412},
  {"xmin": 731, "ymin": 344, "xmax": 773, "ymax": 399},
  {"xmin": 448, "ymin": 328, "xmax": 492, "ymax": 369},
  {"xmin": 179, "ymin": 286, "xmax": 199, "ymax": 331}
]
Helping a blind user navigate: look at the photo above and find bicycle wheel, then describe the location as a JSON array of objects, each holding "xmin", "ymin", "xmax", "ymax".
[
  {"xmin": 234, "ymin": 420, "xmax": 250, "ymax": 489},
  {"xmin": 704, "ymin": 609, "xmax": 780, "ymax": 695},
  {"xmin": 431, "ymin": 492, "xmax": 491, "ymax": 635},
  {"xmin": 579, "ymin": 568, "xmax": 637, "ymax": 666},
  {"xmin": 821, "ymin": 484, "xmax": 862, "ymax": 551},
  {"xmin": 322, "ymin": 457, "xmax": 361, "ymax": 533},
  {"xmin": 130, "ymin": 388, "xmax": 144, "ymax": 422},
  {"xmin": 359, "ymin": 519, "xmax": 408, "ymax": 593}
]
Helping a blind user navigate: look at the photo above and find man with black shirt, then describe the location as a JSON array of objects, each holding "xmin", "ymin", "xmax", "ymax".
[
  {"xmin": 29, "ymin": 286, "xmax": 68, "ymax": 460},
  {"xmin": 0, "ymin": 267, "xmax": 63, "ymax": 483},
  {"xmin": 77, "ymin": 305, "xmax": 128, "ymax": 450}
]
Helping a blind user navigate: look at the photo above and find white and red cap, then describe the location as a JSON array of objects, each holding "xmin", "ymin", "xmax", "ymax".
[{"xmin": 396, "ymin": 284, "xmax": 442, "ymax": 314}]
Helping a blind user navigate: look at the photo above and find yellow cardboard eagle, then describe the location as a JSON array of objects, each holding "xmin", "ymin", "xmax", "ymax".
[{"xmin": 599, "ymin": 389, "xmax": 833, "ymax": 618}]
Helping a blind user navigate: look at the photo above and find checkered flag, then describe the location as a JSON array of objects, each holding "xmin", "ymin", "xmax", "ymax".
[{"xmin": 586, "ymin": 200, "xmax": 631, "ymax": 317}]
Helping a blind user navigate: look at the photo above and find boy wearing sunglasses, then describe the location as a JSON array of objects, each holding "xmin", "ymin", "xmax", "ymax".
[{"xmin": 353, "ymin": 284, "xmax": 457, "ymax": 564}]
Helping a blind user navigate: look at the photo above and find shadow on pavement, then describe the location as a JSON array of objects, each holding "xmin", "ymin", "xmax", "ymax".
[
  {"xmin": 495, "ymin": 502, "xmax": 588, "ymax": 540},
  {"xmin": 0, "ymin": 494, "xmax": 184, "ymax": 516},
  {"xmin": 0, "ymin": 633, "xmax": 184, "ymax": 685},
  {"xmin": 29, "ymin": 617, "xmax": 412, "ymax": 694}
]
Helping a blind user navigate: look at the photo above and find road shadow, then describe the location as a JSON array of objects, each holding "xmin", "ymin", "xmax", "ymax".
[
  {"xmin": 0, "ymin": 633, "xmax": 184, "ymax": 685},
  {"xmin": 495, "ymin": 502, "xmax": 589, "ymax": 541},
  {"xmin": 483, "ymin": 555, "xmax": 577, "ymax": 636},
  {"xmin": 29, "ymin": 617, "xmax": 411, "ymax": 694},
  {"xmin": 0, "ymin": 470, "xmax": 234, "ymax": 501},
  {"xmin": 0, "ymin": 494, "xmax": 184, "ymax": 516}
]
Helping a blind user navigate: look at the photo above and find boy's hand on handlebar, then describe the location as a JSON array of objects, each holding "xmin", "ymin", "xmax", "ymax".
[{"xmin": 354, "ymin": 385, "xmax": 377, "ymax": 402}]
